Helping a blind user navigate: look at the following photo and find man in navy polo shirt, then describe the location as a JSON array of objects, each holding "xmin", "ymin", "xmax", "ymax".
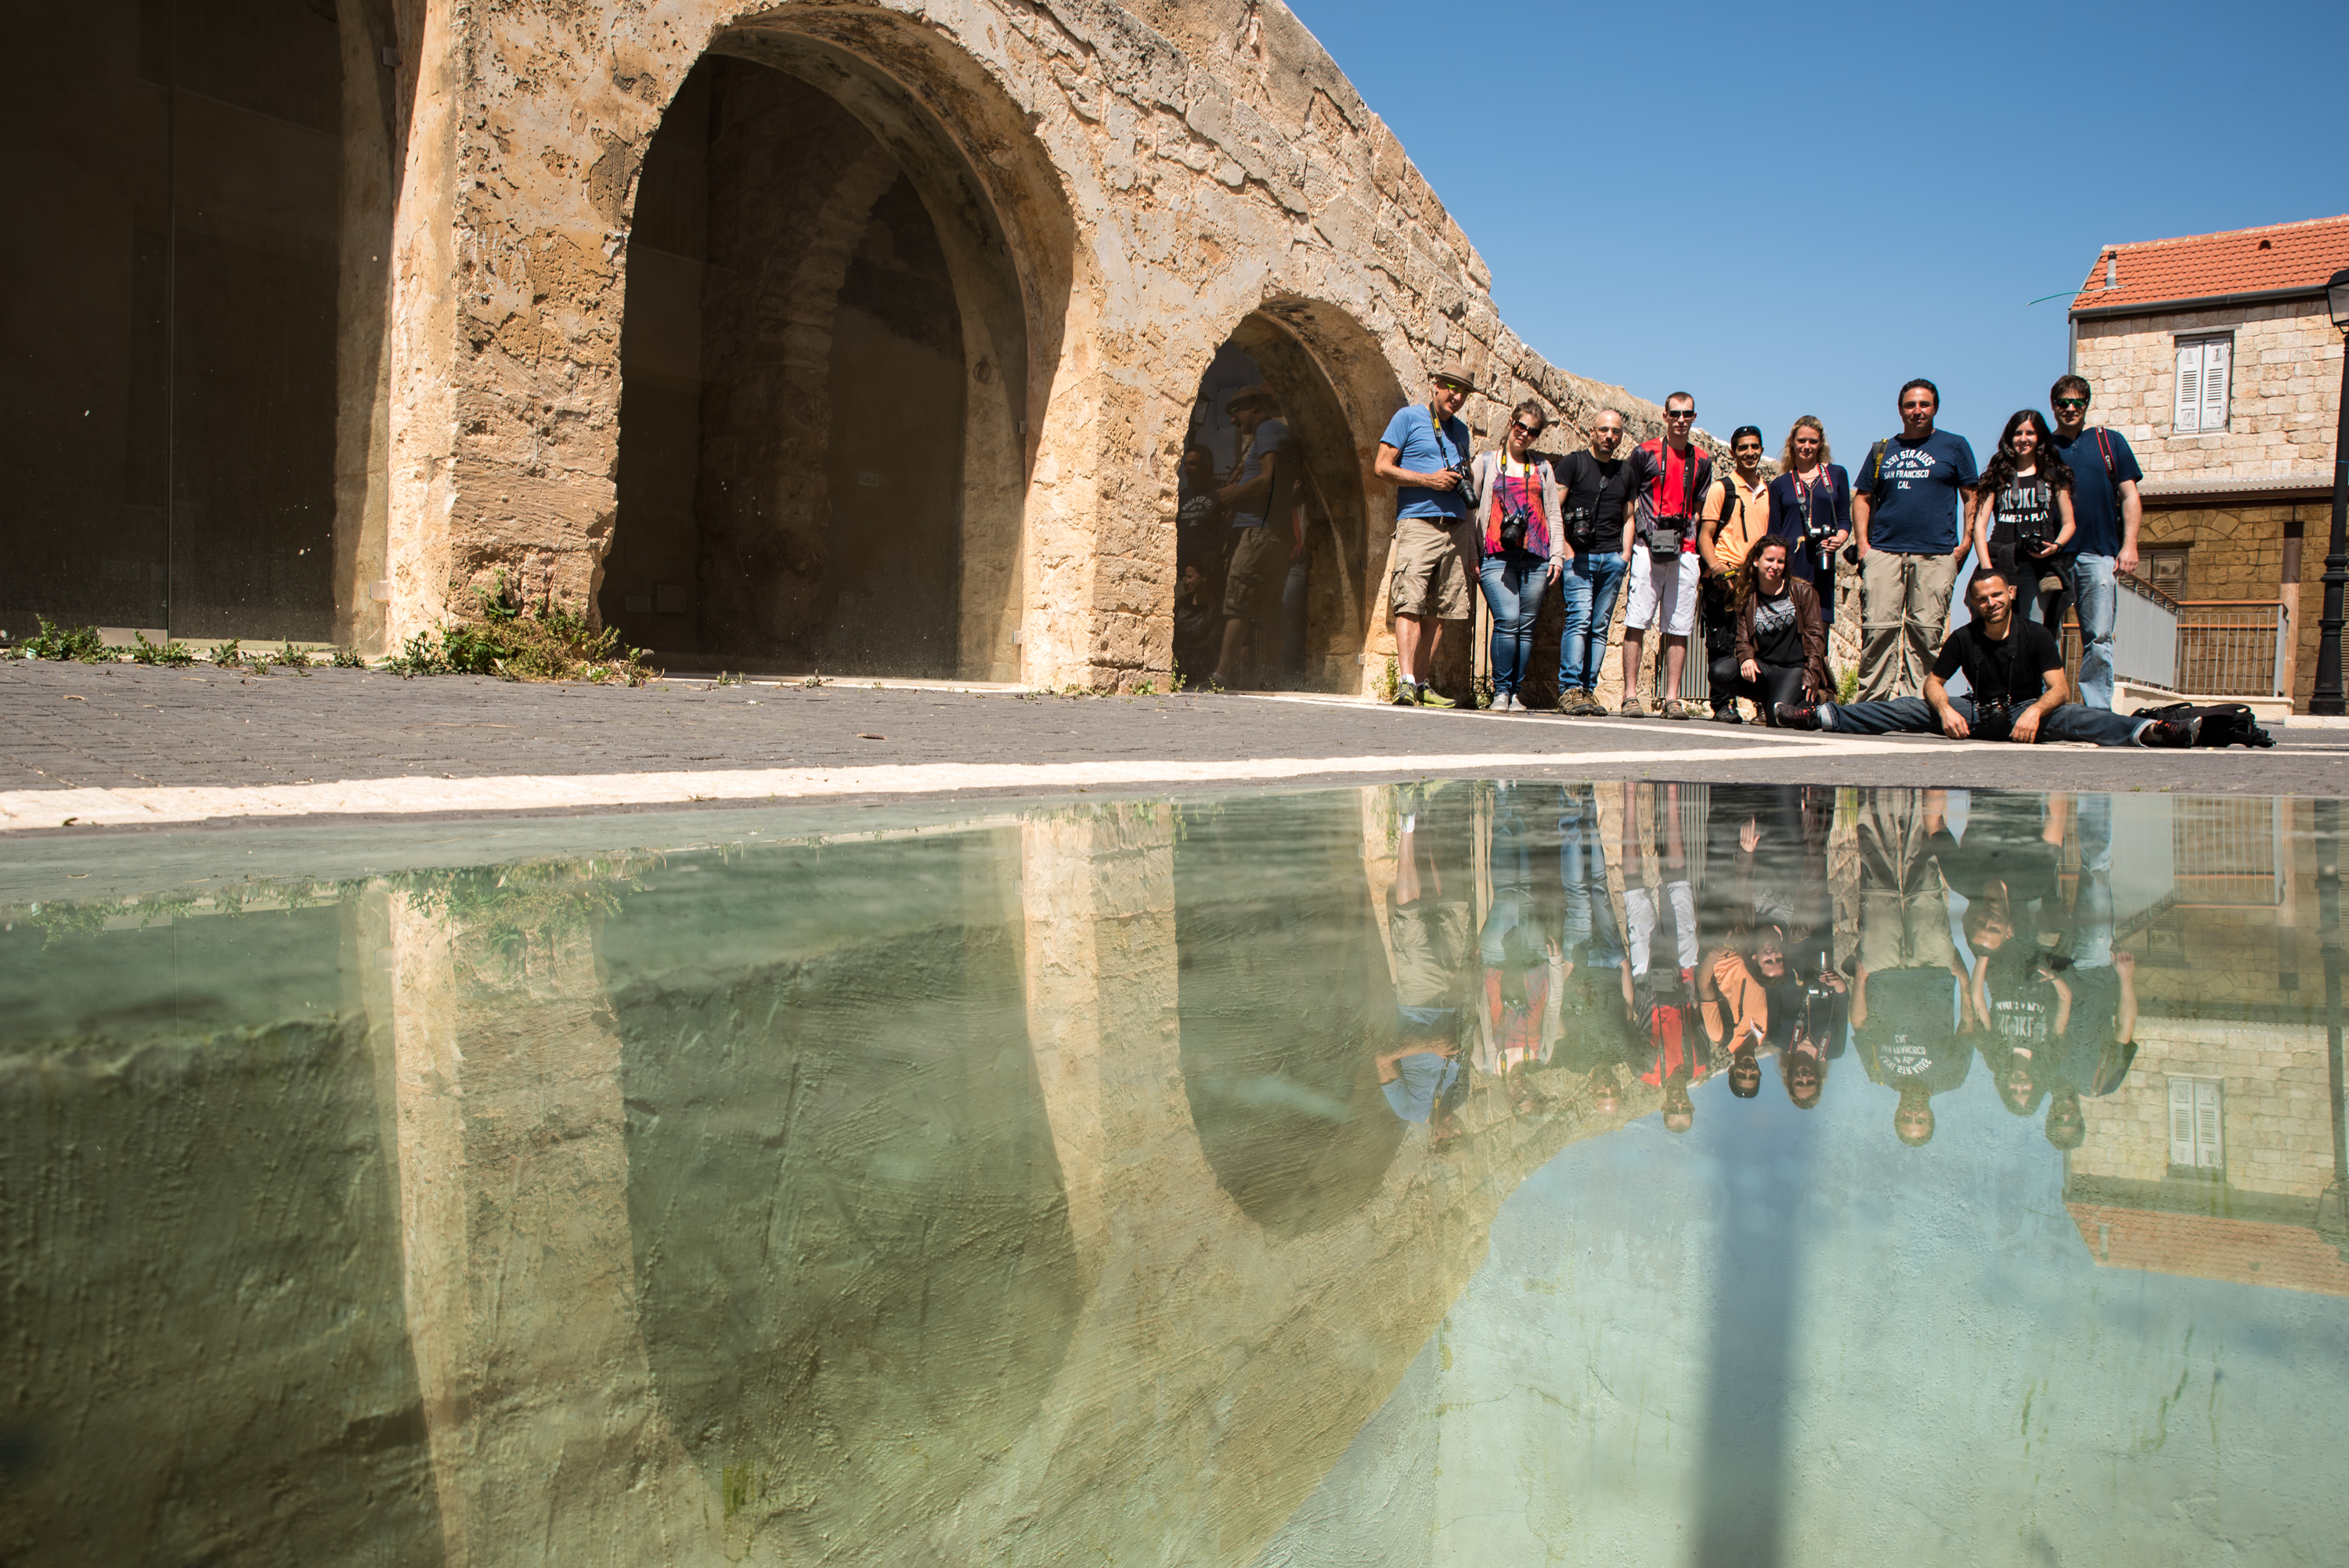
[
  {"xmin": 2048, "ymin": 373, "xmax": 2144, "ymax": 711},
  {"xmin": 1852, "ymin": 379, "xmax": 1977, "ymax": 699}
]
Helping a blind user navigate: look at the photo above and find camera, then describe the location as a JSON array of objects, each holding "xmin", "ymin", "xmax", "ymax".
[
  {"xmin": 1561, "ymin": 503, "xmax": 1599, "ymax": 552},
  {"xmin": 1499, "ymin": 502, "xmax": 1532, "ymax": 551},
  {"xmin": 1647, "ymin": 519, "xmax": 1686, "ymax": 561},
  {"xmin": 1972, "ymin": 699, "xmax": 2016, "ymax": 741},
  {"xmin": 2015, "ymin": 510, "xmax": 2058, "ymax": 556}
]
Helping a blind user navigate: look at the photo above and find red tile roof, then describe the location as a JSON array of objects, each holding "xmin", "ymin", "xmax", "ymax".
[
  {"xmin": 2068, "ymin": 1202, "xmax": 2349, "ymax": 1298},
  {"xmin": 2070, "ymin": 214, "xmax": 2349, "ymax": 315}
]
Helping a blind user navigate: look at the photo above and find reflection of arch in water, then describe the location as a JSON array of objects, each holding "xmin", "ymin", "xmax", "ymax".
[
  {"xmin": 604, "ymin": 10, "xmax": 1074, "ymax": 679},
  {"xmin": 1176, "ymin": 305, "xmax": 1405, "ymax": 694},
  {"xmin": 1174, "ymin": 795, "xmax": 1403, "ymax": 1232},
  {"xmin": 607, "ymin": 840, "xmax": 1081, "ymax": 1552}
]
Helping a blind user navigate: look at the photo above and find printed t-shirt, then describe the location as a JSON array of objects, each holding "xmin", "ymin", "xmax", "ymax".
[
  {"xmin": 1750, "ymin": 587, "xmax": 1802, "ymax": 665},
  {"xmin": 1228, "ymin": 417, "xmax": 1291, "ymax": 528},
  {"xmin": 1854, "ymin": 428, "xmax": 1978, "ymax": 553},
  {"xmin": 1984, "ymin": 946, "xmax": 2060, "ymax": 1048},
  {"xmin": 1380, "ymin": 404, "xmax": 1473, "ymax": 522},
  {"xmin": 2051, "ymin": 428, "xmax": 2142, "ymax": 558},
  {"xmin": 1932, "ymin": 618, "xmax": 2062, "ymax": 709},
  {"xmin": 1987, "ymin": 478, "xmax": 2055, "ymax": 560},
  {"xmin": 1856, "ymin": 968, "xmax": 1968, "ymax": 1092},
  {"xmin": 1553, "ymin": 451, "xmax": 1636, "ymax": 547}
]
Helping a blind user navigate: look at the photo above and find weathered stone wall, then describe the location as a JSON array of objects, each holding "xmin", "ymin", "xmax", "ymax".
[
  {"xmin": 380, "ymin": 0, "xmax": 1682, "ymax": 689},
  {"xmin": 2074, "ymin": 301, "xmax": 2342, "ymax": 485}
]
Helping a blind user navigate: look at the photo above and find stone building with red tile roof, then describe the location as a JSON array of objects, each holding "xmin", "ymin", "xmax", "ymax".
[{"xmin": 2068, "ymin": 216, "xmax": 2349, "ymax": 708}]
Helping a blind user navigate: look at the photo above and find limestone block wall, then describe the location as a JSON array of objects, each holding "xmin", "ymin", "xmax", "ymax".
[
  {"xmin": 2073, "ymin": 302, "xmax": 2342, "ymax": 485},
  {"xmin": 2073, "ymin": 1018, "xmax": 2339, "ymax": 1202},
  {"xmin": 380, "ymin": 0, "xmax": 1681, "ymax": 689}
]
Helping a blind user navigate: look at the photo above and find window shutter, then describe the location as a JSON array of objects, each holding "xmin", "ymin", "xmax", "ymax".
[
  {"xmin": 2173, "ymin": 341, "xmax": 2204, "ymax": 434},
  {"xmin": 2199, "ymin": 338, "xmax": 2231, "ymax": 433},
  {"xmin": 2169, "ymin": 1077, "xmax": 2196, "ymax": 1165},
  {"xmin": 2193, "ymin": 1079, "xmax": 2223, "ymax": 1170}
]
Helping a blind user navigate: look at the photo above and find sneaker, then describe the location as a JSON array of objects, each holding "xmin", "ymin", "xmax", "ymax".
[
  {"xmin": 2138, "ymin": 716, "xmax": 2199, "ymax": 748},
  {"xmin": 1618, "ymin": 697, "xmax": 1645, "ymax": 717},
  {"xmin": 1712, "ymin": 703, "xmax": 1744, "ymax": 724},
  {"xmin": 1392, "ymin": 680, "xmax": 1420, "ymax": 706},
  {"xmin": 1773, "ymin": 701, "xmax": 1823, "ymax": 731},
  {"xmin": 1567, "ymin": 689, "xmax": 1599, "ymax": 716},
  {"xmin": 1416, "ymin": 686, "xmax": 1458, "ymax": 709},
  {"xmin": 1499, "ymin": 692, "xmax": 1521, "ymax": 712}
]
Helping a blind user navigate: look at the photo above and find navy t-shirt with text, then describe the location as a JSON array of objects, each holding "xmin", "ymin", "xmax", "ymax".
[
  {"xmin": 2051, "ymin": 427, "xmax": 2143, "ymax": 559},
  {"xmin": 1855, "ymin": 428, "xmax": 1978, "ymax": 554}
]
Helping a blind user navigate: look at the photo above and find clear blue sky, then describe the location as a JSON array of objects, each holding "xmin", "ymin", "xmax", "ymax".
[{"xmin": 1287, "ymin": 0, "xmax": 2349, "ymax": 463}]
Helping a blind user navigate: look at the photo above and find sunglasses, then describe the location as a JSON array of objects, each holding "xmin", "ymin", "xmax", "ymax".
[
  {"xmin": 1510, "ymin": 420, "xmax": 1544, "ymax": 438},
  {"xmin": 2054, "ymin": 397, "xmax": 2089, "ymax": 409},
  {"xmin": 1665, "ymin": 410, "xmax": 1696, "ymax": 420}
]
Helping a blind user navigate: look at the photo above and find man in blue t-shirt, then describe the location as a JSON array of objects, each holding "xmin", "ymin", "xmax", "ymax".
[
  {"xmin": 2048, "ymin": 374, "xmax": 2145, "ymax": 712},
  {"xmin": 1852, "ymin": 379, "xmax": 1978, "ymax": 700},
  {"xmin": 1373, "ymin": 359, "xmax": 1478, "ymax": 707}
]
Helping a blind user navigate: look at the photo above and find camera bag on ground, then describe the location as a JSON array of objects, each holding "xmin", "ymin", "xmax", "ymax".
[{"xmin": 2128, "ymin": 700, "xmax": 2276, "ymax": 748}]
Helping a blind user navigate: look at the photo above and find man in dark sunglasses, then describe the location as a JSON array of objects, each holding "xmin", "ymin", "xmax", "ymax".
[{"xmin": 2046, "ymin": 374, "xmax": 2143, "ymax": 712}]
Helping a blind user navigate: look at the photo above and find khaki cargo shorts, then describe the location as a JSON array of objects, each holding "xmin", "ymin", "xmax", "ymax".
[
  {"xmin": 1221, "ymin": 523, "xmax": 1285, "ymax": 620},
  {"xmin": 1390, "ymin": 517, "xmax": 1474, "ymax": 619}
]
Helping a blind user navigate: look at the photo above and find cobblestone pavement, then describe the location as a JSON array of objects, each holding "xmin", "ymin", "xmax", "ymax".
[{"xmin": 2, "ymin": 660, "xmax": 2343, "ymax": 832}]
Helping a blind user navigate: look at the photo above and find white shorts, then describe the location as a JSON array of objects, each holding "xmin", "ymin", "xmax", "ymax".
[{"xmin": 1625, "ymin": 549, "xmax": 1699, "ymax": 636}]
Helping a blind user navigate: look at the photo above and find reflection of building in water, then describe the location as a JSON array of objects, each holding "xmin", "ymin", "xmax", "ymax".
[{"xmin": 2063, "ymin": 794, "xmax": 2349, "ymax": 1294}]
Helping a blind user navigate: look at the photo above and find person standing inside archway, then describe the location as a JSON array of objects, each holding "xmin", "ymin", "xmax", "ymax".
[
  {"xmin": 1851, "ymin": 379, "xmax": 1976, "ymax": 699},
  {"xmin": 1375, "ymin": 360, "xmax": 1478, "ymax": 707},
  {"xmin": 1208, "ymin": 384, "xmax": 1292, "ymax": 689}
]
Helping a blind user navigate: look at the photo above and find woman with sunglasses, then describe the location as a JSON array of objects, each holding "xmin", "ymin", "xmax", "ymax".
[{"xmin": 1467, "ymin": 400, "xmax": 1564, "ymax": 711}]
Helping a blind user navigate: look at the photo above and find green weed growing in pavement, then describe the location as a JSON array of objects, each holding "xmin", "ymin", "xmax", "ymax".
[
  {"xmin": 1835, "ymin": 665, "xmax": 1859, "ymax": 704},
  {"xmin": 210, "ymin": 638, "xmax": 249, "ymax": 669},
  {"xmin": 799, "ymin": 672, "xmax": 828, "ymax": 688},
  {"xmin": 19, "ymin": 618, "xmax": 111, "ymax": 663},
  {"xmin": 711, "ymin": 670, "xmax": 742, "ymax": 687},
  {"xmin": 1132, "ymin": 679, "xmax": 1156, "ymax": 697},
  {"xmin": 128, "ymin": 632, "xmax": 196, "ymax": 667},
  {"xmin": 384, "ymin": 572, "xmax": 659, "ymax": 686},
  {"xmin": 1378, "ymin": 656, "xmax": 1400, "ymax": 704},
  {"xmin": 269, "ymin": 641, "xmax": 316, "ymax": 671},
  {"xmin": 330, "ymin": 646, "xmax": 366, "ymax": 669}
]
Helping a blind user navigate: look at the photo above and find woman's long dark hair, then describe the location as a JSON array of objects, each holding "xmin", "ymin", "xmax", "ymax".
[
  {"xmin": 1736, "ymin": 535, "xmax": 1793, "ymax": 615},
  {"xmin": 1979, "ymin": 409, "xmax": 2073, "ymax": 499}
]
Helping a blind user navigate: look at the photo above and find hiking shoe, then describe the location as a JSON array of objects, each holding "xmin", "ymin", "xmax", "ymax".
[
  {"xmin": 1416, "ymin": 686, "xmax": 1458, "ymax": 709},
  {"xmin": 1773, "ymin": 701, "xmax": 1823, "ymax": 731},
  {"xmin": 1712, "ymin": 703, "xmax": 1744, "ymax": 724},
  {"xmin": 1392, "ymin": 681, "xmax": 1420, "ymax": 706},
  {"xmin": 1663, "ymin": 700, "xmax": 1693, "ymax": 720},
  {"xmin": 2139, "ymin": 716, "xmax": 2199, "ymax": 748},
  {"xmin": 1618, "ymin": 697, "xmax": 1645, "ymax": 716},
  {"xmin": 1574, "ymin": 689, "xmax": 1606, "ymax": 716}
]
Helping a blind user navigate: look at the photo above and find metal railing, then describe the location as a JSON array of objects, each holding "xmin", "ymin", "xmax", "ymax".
[{"xmin": 2055, "ymin": 579, "xmax": 2289, "ymax": 699}]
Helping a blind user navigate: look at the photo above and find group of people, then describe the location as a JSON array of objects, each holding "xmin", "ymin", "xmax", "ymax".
[
  {"xmin": 1376, "ymin": 780, "xmax": 2137, "ymax": 1152},
  {"xmin": 1367, "ymin": 360, "xmax": 2179, "ymax": 746}
]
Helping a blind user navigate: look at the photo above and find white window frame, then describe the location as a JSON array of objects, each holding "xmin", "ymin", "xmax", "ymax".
[
  {"xmin": 2168, "ymin": 1076, "xmax": 2223, "ymax": 1173},
  {"xmin": 2173, "ymin": 333, "xmax": 2232, "ymax": 435}
]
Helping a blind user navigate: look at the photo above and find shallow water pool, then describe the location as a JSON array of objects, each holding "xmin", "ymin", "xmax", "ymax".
[{"xmin": 2, "ymin": 783, "xmax": 2343, "ymax": 1566}]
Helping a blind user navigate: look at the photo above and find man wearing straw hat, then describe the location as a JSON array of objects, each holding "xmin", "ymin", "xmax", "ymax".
[
  {"xmin": 1209, "ymin": 382, "xmax": 1293, "ymax": 689},
  {"xmin": 1374, "ymin": 358, "xmax": 1478, "ymax": 707}
]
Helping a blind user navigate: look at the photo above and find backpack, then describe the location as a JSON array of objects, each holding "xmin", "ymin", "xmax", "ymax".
[{"xmin": 2129, "ymin": 701, "xmax": 2276, "ymax": 749}]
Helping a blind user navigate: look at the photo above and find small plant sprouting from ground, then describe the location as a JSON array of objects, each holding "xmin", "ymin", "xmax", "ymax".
[
  {"xmin": 269, "ymin": 641, "xmax": 315, "ymax": 670},
  {"xmin": 210, "ymin": 638, "xmax": 247, "ymax": 669},
  {"xmin": 16, "ymin": 618, "xmax": 111, "ymax": 663},
  {"xmin": 1378, "ymin": 656, "xmax": 1400, "ymax": 704},
  {"xmin": 384, "ymin": 573, "xmax": 659, "ymax": 686},
  {"xmin": 1132, "ymin": 679, "xmax": 1156, "ymax": 697},
  {"xmin": 1835, "ymin": 665, "xmax": 1859, "ymax": 704},
  {"xmin": 799, "ymin": 672, "xmax": 828, "ymax": 689},
  {"xmin": 711, "ymin": 670, "xmax": 742, "ymax": 687},
  {"xmin": 330, "ymin": 646, "xmax": 366, "ymax": 669},
  {"xmin": 129, "ymin": 632, "xmax": 196, "ymax": 667}
]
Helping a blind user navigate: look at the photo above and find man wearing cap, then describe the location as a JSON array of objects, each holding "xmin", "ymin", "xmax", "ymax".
[
  {"xmin": 1373, "ymin": 360, "xmax": 1479, "ymax": 707},
  {"xmin": 1209, "ymin": 383, "xmax": 1294, "ymax": 689}
]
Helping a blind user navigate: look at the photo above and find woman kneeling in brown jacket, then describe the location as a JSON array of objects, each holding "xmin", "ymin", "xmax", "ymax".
[{"xmin": 1709, "ymin": 536, "xmax": 1831, "ymax": 726}]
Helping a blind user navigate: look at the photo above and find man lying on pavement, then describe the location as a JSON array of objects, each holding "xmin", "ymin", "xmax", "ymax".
[{"xmin": 1773, "ymin": 565, "xmax": 2194, "ymax": 748}]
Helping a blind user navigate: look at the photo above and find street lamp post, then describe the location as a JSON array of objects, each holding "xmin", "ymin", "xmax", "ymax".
[{"xmin": 2306, "ymin": 269, "xmax": 2349, "ymax": 715}]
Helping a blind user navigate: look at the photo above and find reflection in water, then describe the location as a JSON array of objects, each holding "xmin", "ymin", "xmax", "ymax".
[{"xmin": 2, "ymin": 786, "xmax": 2346, "ymax": 1565}]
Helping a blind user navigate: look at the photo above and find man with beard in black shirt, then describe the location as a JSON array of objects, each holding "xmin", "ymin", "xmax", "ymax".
[
  {"xmin": 1775, "ymin": 568, "xmax": 2195, "ymax": 746},
  {"xmin": 1852, "ymin": 788, "xmax": 1974, "ymax": 1145}
]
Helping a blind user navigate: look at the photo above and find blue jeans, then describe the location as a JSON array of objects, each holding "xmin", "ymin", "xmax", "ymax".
[
  {"xmin": 1818, "ymin": 694, "xmax": 2145, "ymax": 746},
  {"xmin": 1558, "ymin": 551, "xmax": 1627, "ymax": 693},
  {"xmin": 1478, "ymin": 552, "xmax": 1547, "ymax": 695},
  {"xmin": 2066, "ymin": 553, "xmax": 2119, "ymax": 711}
]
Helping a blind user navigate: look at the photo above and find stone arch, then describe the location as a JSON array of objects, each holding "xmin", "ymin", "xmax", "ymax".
[
  {"xmin": 1172, "ymin": 297, "xmax": 1407, "ymax": 695},
  {"xmin": 602, "ymin": 6, "xmax": 1077, "ymax": 679}
]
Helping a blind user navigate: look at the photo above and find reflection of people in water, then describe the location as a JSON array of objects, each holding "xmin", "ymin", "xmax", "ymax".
[
  {"xmin": 1853, "ymin": 788, "xmax": 1972, "ymax": 1145},
  {"xmin": 1474, "ymin": 788, "xmax": 1564, "ymax": 1112},
  {"xmin": 1380, "ymin": 791, "xmax": 1472, "ymax": 1148},
  {"xmin": 1701, "ymin": 943, "xmax": 1767, "ymax": 1103},
  {"xmin": 1551, "ymin": 787, "xmax": 1642, "ymax": 1116},
  {"xmin": 1936, "ymin": 791, "xmax": 2067, "ymax": 961},
  {"xmin": 2039, "ymin": 795, "xmax": 2139, "ymax": 1148},
  {"xmin": 1624, "ymin": 784, "xmax": 1706, "ymax": 1132}
]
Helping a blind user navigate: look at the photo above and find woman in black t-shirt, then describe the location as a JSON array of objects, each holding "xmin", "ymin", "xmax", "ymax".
[
  {"xmin": 1709, "ymin": 538, "xmax": 1831, "ymax": 724},
  {"xmin": 1968, "ymin": 410, "xmax": 2076, "ymax": 627}
]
